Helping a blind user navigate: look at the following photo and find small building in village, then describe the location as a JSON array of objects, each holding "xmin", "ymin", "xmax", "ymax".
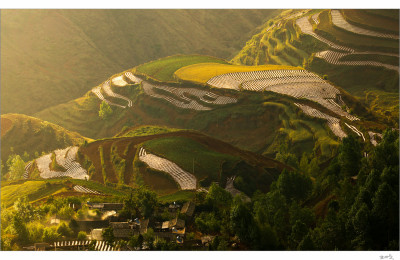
[{"xmin": 181, "ymin": 201, "xmax": 195, "ymax": 218}]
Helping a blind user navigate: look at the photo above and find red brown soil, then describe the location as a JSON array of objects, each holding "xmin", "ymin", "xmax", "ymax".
[{"xmin": 1, "ymin": 117, "xmax": 12, "ymax": 137}]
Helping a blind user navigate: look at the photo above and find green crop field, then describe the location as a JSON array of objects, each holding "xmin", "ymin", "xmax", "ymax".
[
  {"xmin": 143, "ymin": 136, "xmax": 240, "ymax": 181},
  {"xmin": 116, "ymin": 125, "xmax": 182, "ymax": 138},
  {"xmin": 135, "ymin": 55, "xmax": 229, "ymax": 82}
]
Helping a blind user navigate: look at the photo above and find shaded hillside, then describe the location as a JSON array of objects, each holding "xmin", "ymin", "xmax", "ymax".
[
  {"xmin": 1, "ymin": 9, "xmax": 279, "ymax": 115},
  {"xmin": 0, "ymin": 113, "xmax": 90, "ymax": 163},
  {"xmin": 77, "ymin": 130, "xmax": 290, "ymax": 195}
]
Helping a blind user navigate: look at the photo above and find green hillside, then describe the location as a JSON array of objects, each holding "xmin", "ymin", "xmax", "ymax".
[
  {"xmin": 1, "ymin": 9, "xmax": 279, "ymax": 115},
  {"xmin": 76, "ymin": 131, "xmax": 289, "ymax": 196},
  {"xmin": 1, "ymin": 113, "xmax": 90, "ymax": 163}
]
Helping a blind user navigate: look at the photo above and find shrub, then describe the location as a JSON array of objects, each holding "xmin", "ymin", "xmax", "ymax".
[{"xmin": 77, "ymin": 231, "xmax": 87, "ymax": 241}]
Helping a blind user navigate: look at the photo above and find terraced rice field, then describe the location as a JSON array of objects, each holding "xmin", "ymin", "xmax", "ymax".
[
  {"xmin": 285, "ymin": 9, "xmax": 311, "ymax": 20},
  {"xmin": 312, "ymin": 12, "xmax": 321, "ymax": 25},
  {"xmin": 368, "ymin": 131, "xmax": 383, "ymax": 146},
  {"xmin": 138, "ymin": 147, "xmax": 197, "ymax": 190},
  {"xmin": 102, "ymin": 81, "xmax": 133, "ymax": 107},
  {"xmin": 36, "ymin": 146, "xmax": 89, "ymax": 180},
  {"xmin": 124, "ymin": 72, "xmax": 143, "ymax": 84},
  {"xmin": 24, "ymin": 161, "xmax": 32, "ymax": 179},
  {"xmin": 331, "ymin": 10, "xmax": 399, "ymax": 40},
  {"xmin": 296, "ymin": 13, "xmax": 400, "ymax": 72},
  {"xmin": 141, "ymin": 81, "xmax": 236, "ymax": 111},
  {"xmin": 111, "ymin": 75, "xmax": 129, "ymax": 87},
  {"xmin": 91, "ymin": 86, "xmax": 125, "ymax": 108},
  {"xmin": 345, "ymin": 123, "xmax": 366, "ymax": 142},
  {"xmin": 294, "ymin": 103, "xmax": 347, "ymax": 139},
  {"xmin": 73, "ymin": 185, "xmax": 102, "ymax": 195},
  {"xmin": 207, "ymin": 69, "xmax": 358, "ymax": 121}
]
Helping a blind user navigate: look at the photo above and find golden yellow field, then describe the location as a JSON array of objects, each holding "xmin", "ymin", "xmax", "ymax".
[{"xmin": 174, "ymin": 63, "xmax": 303, "ymax": 85}]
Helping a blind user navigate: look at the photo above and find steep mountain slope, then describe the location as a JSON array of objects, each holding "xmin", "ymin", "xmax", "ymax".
[
  {"xmin": 34, "ymin": 55, "xmax": 387, "ymax": 164},
  {"xmin": 232, "ymin": 9, "xmax": 399, "ymax": 126},
  {"xmin": 1, "ymin": 113, "xmax": 90, "ymax": 163},
  {"xmin": 1, "ymin": 9, "xmax": 279, "ymax": 115},
  {"xmin": 75, "ymin": 130, "xmax": 290, "ymax": 195}
]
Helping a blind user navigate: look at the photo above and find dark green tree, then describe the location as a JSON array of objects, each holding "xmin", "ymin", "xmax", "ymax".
[{"xmin": 99, "ymin": 100, "xmax": 113, "ymax": 120}]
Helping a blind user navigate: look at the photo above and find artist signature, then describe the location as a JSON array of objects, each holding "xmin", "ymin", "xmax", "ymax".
[{"xmin": 380, "ymin": 255, "xmax": 394, "ymax": 260}]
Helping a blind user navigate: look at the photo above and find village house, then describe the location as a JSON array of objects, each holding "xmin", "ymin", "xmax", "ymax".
[
  {"xmin": 87, "ymin": 202, "xmax": 124, "ymax": 212},
  {"xmin": 180, "ymin": 201, "xmax": 195, "ymax": 218}
]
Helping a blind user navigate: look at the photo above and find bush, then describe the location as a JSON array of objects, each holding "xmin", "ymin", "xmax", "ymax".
[
  {"xmin": 99, "ymin": 101, "xmax": 113, "ymax": 120},
  {"xmin": 77, "ymin": 231, "xmax": 87, "ymax": 241}
]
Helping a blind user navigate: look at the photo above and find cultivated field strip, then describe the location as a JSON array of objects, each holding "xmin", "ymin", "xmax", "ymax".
[
  {"xmin": 73, "ymin": 185, "xmax": 102, "ymax": 195},
  {"xmin": 36, "ymin": 146, "xmax": 89, "ymax": 180},
  {"xmin": 345, "ymin": 123, "xmax": 366, "ymax": 142},
  {"xmin": 296, "ymin": 16, "xmax": 354, "ymax": 52},
  {"xmin": 91, "ymin": 86, "xmax": 126, "ymax": 108},
  {"xmin": 141, "ymin": 81, "xmax": 236, "ymax": 111},
  {"xmin": 295, "ymin": 103, "xmax": 347, "ymax": 138},
  {"xmin": 207, "ymin": 69, "xmax": 319, "ymax": 90},
  {"xmin": 207, "ymin": 69, "xmax": 358, "ymax": 121},
  {"xmin": 138, "ymin": 147, "xmax": 197, "ymax": 190},
  {"xmin": 368, "ymin": 131, "xmax": 383, "ymax": 146},
  {"xmin": 159, "ymin": 84, "xmax": 237, "ymax": 105},
  {"xmin": 312, "ymin": 12, "xmax": 321, "ymax": 25},
  {"xmin": 285, "ymin": 9, "xmax": 311, "ymax": 20},
  {"xmin": 296, "ymin": 14, "xmax": 400, "ymax": 72},
  {"xmin": 315, "ymin": 50, "xmax": 400, "ymax": 71},
  {"xmin": 124, "ymin": 72, "xmax": 143, "ymax": 84},
  {"xmin": 102, "ymin": 81, "xmax": 133, "ymax": 107},
  {"xmin": 331, "ymin": 10, "xmax": 399, "ymax": 40},
  {"xmin": 24, "ymin": 161, "xmax": 32, "ymax": 179},
  {"xmin": 53, "ymin": 240, "xmax": 119, "ymax": 251},
  {"xmin": 111, "ymin": 75, "xmax": 129, "ymax": 87}
]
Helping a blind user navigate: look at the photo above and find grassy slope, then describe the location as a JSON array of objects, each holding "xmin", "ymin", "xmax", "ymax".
[
  {"xmin": 175, "ymin": 63, "xmax": 302, "ymax": 85},
  {"xmin": 134, "ymin": 55, "xmax": 229, "ymax": 83},
  {"xmin": 34, "ymin": 84, "xmax": 142, "ymax": 139},
  {"xmin": 143, "ymin": 136, "xmax": 240, "ymax": 181},
  {"xmin": 115, "ymin": 125, "xmax": 182, "ymax": 138},
  {"xmin": 0, "ymin": 113, "xmax": 90, "ymax": 163},
  {"xmin": 1, "ymin": 9, "xmax": 279, "ymax": 115},
  {"xmin": 1, "ymin": 179, "xmax": 130, "ymax": 208},
  {"xmin": 78, "ymin": 131, "xmax": 291, "ymax": 194},
  {"xmin": 1, "ymin": 181, "xmax": 65, "ymax": 208}
]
